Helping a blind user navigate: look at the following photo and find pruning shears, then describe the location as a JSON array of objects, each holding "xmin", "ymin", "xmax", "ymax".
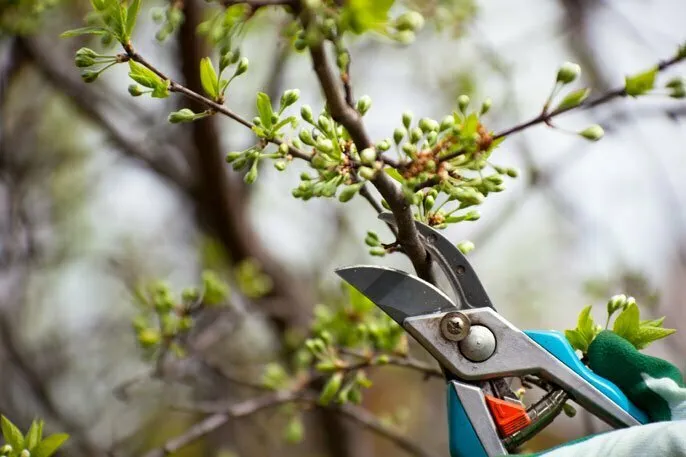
[{"xmin": 335, "ymin": 213, "xmax": 648, "ymax": 457}]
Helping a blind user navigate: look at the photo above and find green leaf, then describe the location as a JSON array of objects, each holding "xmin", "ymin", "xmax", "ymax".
[
  {"xmin": 128, "ymin": 60, "xmax": 163, "ymax": 89},
  {"xmin": 341, "ymin": 0, "xmax": 395, "ymax": 34},
  {"xmin": 319, "ymin": 373, "xmax": 343, "ymax": 406},
  {"xmin": 565, "ymin": 329, "xmax": 588, "ymax": 353},
  {"xmin": 461, "ymin": 113, "xmax": 479, "ymax": 138},
  {"xmin": 555, "ymin": 88, "xmax": 591, "ymax": 111},
  {"xmin": 25, "ymin": 419, "xmax": 44, "ymax": 451},
  {"xmin": 640, "ymin": 316, "xmax": 665, "ymax": 328},
  {"xmin": 125, "ymin": 0, "xmax": 141, "ymax": 40},
  {"xmin": 272, "ymin": 116, "xmax": 297, "ymax": 133},
  {"xmin": 256, "ymin": 92, "xmax": 274, "ymax": 130},
  {"xmin": 631, "ymin": 326, "xmax": 677, "ymax": 350},
  {"xmin": 625, "ymin": 66, "xmax": 657, "ymax": 97},
  {"xmin": 32, "ymin": 434, "xmax": 69, "ymax": 457},
  {"xmin": 199, "ymin": 57, "xmax": 219, "ymax": 99},
  {"xmin": 90, "ymin": 0, "xmax": 107, "ymax": 11},
  {"xmin": 60, "ymin": 26, "xmax": 109, "ymax": 37},
  {"xmin": 385, "ymin": 167, "xmax": 405, "ymax": 184},
  {"xmin": 612, "ymin": 302, "xmax": 640, "ymax": 341},
  {"xmin": 576, "ymin": 305, "xmax": 596, "ymax": 344},
  {"xmin": 151, "ymin": 82, "xmax": 170, "ymax": 99},
  {"xmin": 1, "ymin": 415, "xmax": 25, "ymax": 451}
]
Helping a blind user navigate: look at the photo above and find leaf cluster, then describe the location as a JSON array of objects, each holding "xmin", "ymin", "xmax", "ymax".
[
  {"xmin": 565, "ymin": 295, "xmax": 676, "ymax": 354},
  {"xmin": 1, "ymin": 416, "xmax": 68, "ymax": 457}
]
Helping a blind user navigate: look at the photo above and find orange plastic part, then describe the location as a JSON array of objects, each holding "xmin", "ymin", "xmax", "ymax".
[{"xmin": 484, "ymin": 395, "xmax": 532, "ymax": 437}]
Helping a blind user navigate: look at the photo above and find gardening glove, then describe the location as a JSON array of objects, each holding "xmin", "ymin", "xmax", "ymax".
[{"xmin": 524, "ymin": 330, "xmax": 686, "ymax": 456}]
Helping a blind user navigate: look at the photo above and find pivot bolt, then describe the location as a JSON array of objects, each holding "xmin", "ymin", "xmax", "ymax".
[
  {"xmin": 440, "ymin": 312, "xmax": 471, "ymax": 342},
  {"xmin": 459, "ymin": 325, "xmax": 496, "ymax": 362}
]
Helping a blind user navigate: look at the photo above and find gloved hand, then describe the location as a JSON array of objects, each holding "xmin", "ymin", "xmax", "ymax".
[{"xmin": 525, "ymin": 330, "xmax": 686, "ymax": 456}]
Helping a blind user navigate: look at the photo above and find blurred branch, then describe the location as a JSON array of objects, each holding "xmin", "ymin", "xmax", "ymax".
[{"xmin": 493, "ymin": 46, "xmax": 686, "ymax": 139}]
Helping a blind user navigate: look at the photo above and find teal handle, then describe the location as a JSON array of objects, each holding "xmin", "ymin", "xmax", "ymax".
[
  {"xmin": 525, "ymin": 330, "xmax": 649, "ymax": 424},
  {"xmin": 447, "ymin": 384, "xmax": 488, "ymax": 457}
]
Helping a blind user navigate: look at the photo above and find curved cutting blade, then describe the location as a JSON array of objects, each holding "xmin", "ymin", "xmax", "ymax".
[
  {"xmin": 377, "ymin": 212, "xmax": 495, "ymax": 311},
  {"xmin": 335, "ymin": 265, "xmax": 457, "ymax": 325}
]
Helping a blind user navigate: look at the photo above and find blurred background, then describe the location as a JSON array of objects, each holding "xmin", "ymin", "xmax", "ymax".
[{"xmin": 1, "ymin": 0, "xmax": 685, "ymax": 456}]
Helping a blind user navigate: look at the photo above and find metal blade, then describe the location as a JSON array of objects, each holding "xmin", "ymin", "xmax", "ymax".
[
  {"xmin": 335, "ymin": 265, "xmax": 457, "ymax": 325},
  {"xmin": 377, "ymin": 212, "xmax": 495, "ymax": 311}
]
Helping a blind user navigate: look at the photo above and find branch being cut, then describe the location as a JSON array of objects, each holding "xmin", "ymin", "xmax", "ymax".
[{"xmin": 307, "ymin": 41, "xmax": 433, "ymax": 283}]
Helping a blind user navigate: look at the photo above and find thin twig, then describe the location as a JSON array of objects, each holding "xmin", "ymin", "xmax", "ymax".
[{"xmin": 493, "ymin": 49, "xmax": 686, "ymax": 139}]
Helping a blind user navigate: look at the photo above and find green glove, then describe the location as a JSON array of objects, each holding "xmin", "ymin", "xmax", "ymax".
[{"xmin": 522, "ymin": 330, "xmax": 686, "ymax": 456}]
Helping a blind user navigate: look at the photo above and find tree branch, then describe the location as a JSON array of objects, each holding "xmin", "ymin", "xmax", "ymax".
[
  {"xmin": 493, "ymin": 47, "xmax": 686, "ymax": 139},
  {"xmin": 307, "ymin": 40, "xmax": 433, "ymax": 282}
]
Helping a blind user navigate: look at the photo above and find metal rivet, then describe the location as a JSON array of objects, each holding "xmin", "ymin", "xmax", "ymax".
[
  {"xmin": 440, "ymin": 311, "xmax": 471, "ymax": 342},
  {"xmin": 459, "ymin": 325, "xmax": 496, "ymax": 362}
]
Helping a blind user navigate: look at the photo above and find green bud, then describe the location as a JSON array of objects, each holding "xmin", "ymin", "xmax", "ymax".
[
  {"xmin": 376, "ymin": 140, "xmax": 391, "ymax": 151},
  {"xmin": 316, "ymin": 138, "xmax": 334, "ymax": 153},
  {"xmin": 75, "ymin": 54, "xmax": 97, "ymax": 68},
  {"xmin": 279, "ymin": 142, "xmax": 289, "ymax": 155},
  {"xmin": 424, "ymin": 195, "xmax": 435, "ymax": 211},
  {"xmin": 128, "ymin": 84, "xmax": 144, "ymax": 96},
  {"xmin": 181, "ymin": 287, "xmax": 200, "ymax": 302},
  {"xmin": 299, "ymin": 129, "xmax": 315, "ymax": 146},
  {"xmin": 225, "ymin": 151, "xmax": 242, "ymax": 163},
  {"xmin": 294, "ymin": 39, "xmax": 307, "ymax": 51},
  {"xmin": 322, "ymin": 18, "xmax": 337, "ymax": 39},
  {"xmin": 464, "ymin": 210, "xmax": 480, "ymax": 221},
  {"xmin": 168, "ymin": 108, "xmax": 197, "ymax": 124},
  {"xmin": 219, "ymin": 52, "xmax": 232, "ymax": 71},
  {"xmin": 579, "ymin": 124, "xmax": 604, "ymax": 141},
  {"xmin": 409, "ymin": 127, "xmax": 423, "ymax": 143},
  {"xmin": 318, "ymin": 115, "xmax": 333, "ymax": 135},
  {"xmin": 138, "ymin": 328, "xmax": 161, "ymax": 348},
  {"xmin": 562, "ymin": 403, "xmax": 577, "ymax": 418},
  {"xmin": 339, "ymin": 182, "xmax": 363, "ymax": 202},
  {"xmin": 557, "ymin": 61, "xmax": 581, "ymax": 84},
  {"xmin": 457, "ymin": 94, "xmax": 470, "ymax": 112},
  {"xmin": 235, "ymin": 57, "xmax": 249, "ymax": 76},
  {"xmin": 300, "ymin": 172, "xmax": 312, "ymax": 181},
  {"xmin": 20, "ymin": 450, "xmax": 30, "ymax": 457},
  {"xmin": 395, "ymin": 30, "xmax": 416, "ymax": 45},
  {"xmin": 670, "ymin": 86, "xmax": 686, "ymax": 99},
  {"xmin": 358, "ymin": 166, "xmax": 376, "ymax": 180},
  {"xmin": 356, "ymin": 95, "xmax": 372, "ymax": 116},
  {"xmin": 440, "ymin": 115, "xmax": 455, "ymax": 131},
  {"xmin": 480, "ymin": 97, "xmax": 492, "ymax": 115},
  {"xmin": 419, "ymin": 117, "xmax": 439, "ymax": 133},
  {"xmin": 402, "ymin": 111, "xmax": 413, "ymax": 128},
  {"xmin": 336, "ymin": 50, "xmax": 350, "ymax": 71},
  {"xmin": 284, "ymin": 416, "xmax": 304, "ymax": 444},
  {"xmin": 0, "ymin": 445, "xmax": 12, "ymax": 455},
  {"xmin": 607, "ymin": 294, "xmax": 627, "ymax": 316},
  {"xmin": 376, "ymin": 354, "xmax": 390, "ymax": 364},
  {"xmin": 369, "ymin": 246, "xmax": 386, "ymax": 256},
  {"xmin": 365, "ymin": 234, "xmax": 381, "ymax": 247},
  {"xmin": 80, "ymin": 69, "xmax": 99, "ymax": 83},
  {"xmin": 426, "ymin": 131, "xmax": 438, "ymax": 145},
  {"xmin": 132, "ymin": 315, "xmax": 148, "ymax": 332},
  {"xmin": 360, "ymin": 147, "xmax": 377, "ymax": 164},
  {"xmin": 319, "ymin": 373, "xmax": 343, "ymax": 405},
  {"xmin": 393, "ymin": 127, "xmax": 407, "ymax": 144},
  {"xmin": 280, "ymin": 89, "xmax": 300, "ymax": 109},
  {"xmin": 505, "ymin": 167, "xmax": 519, "ymax": 178},
  {"xmin": 253, "ymin": 116, "xmax": 262, "ymax": 126},
  {"xmin": 274, "ymin": 160, "xmax": 287, "ymax": 171},
  {"xmin": 244, "ymin": 163, "xmax": 258, "ymax": 184},
  {"xmin": 301, "ymin": 105, "xmax": 314, "ymax": 123},
  {"xmin": 395, "ymin": 11, "xmax": 425, "ymax": 32},
  {"xmin": 457, "ymin": 241, "xmax": 475, "ymax": 254},
  {"xmin": 666, "ymin": 77, "xmax": 684, "ymax": 90},
  {"xmin": 402, "ymin": 142, "xmax": 416, "ymax": 156}
]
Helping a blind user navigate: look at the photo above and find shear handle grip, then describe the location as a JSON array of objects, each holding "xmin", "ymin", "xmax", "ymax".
[{"xmin": 524, "ymin": 330, "xmax": 649, "ymax": 424}]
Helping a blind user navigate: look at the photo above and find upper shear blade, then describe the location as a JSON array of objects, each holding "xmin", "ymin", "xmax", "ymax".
[
  {"xmin": 335, "ymin": 265, "xmax": 457, "ymax": 325},
  {"xmin": 378, "ymin": 212, "xmax": 495, "ymax": 311}
]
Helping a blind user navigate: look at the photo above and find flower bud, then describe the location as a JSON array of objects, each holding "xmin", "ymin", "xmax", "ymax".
[
  {"xmin": 369, "ymin": 246, "xmax": 386, "ymax": 256},
  {"xmin": 376, "ymin": 140, "xmax": 391, "ymax": 151},
  {"xmin": 393, "ymin": 127, "xmax": 407, "ymax": 144},
  {"xmin": 358, "ymin": 166, "xmax": 376, "ymax": 180},
  {"xmin": 225, "ymin": 151, "xmax": 242, "ymax": 163},
  {"xmin": 401, "ymin": 143, "xmax": 416, "ymax": 156},
  {"xmin": 402, "ymin": 111, "xmax": 413, "ymax": 128},
  {"xmin": 299, "ymin": 129, "xmax": 315, "ymax": 146},
  {"xmin": 360, "ymin": 147, "xmax": 376, "ymax": 164},
  {"xmin": 244, "ymin": 164, "xmax": 258, "ymax": 184},
  {"xmin": 278, "ymin": 142, "xmax": 289, "ymax": 155},
  {"xmin": 20, "ymin": 450, "xmax": 30, "ymax": 457},
  {"xmin": 301, "ymin": 105, "xmax": 314, "ymax": 123},
  {"xmin": 457, "ymin": 241, "xmax": 475, "ymax": 254},
  {"xmin": 356, "ymin": 95, "xmax": 372, "ymax": 116},
  {"xmin": 440, "ymin": 115, "xmax": 454, "ymax": 131},
  {"xmin": 80, "ymin": 70, "xmax": 99, "ymax": 83},
  {"xmin": 284, "ymin": 416, "xmax": 304, "ymax": 444},
  {"xmin": 138, "ymin": 328, "xmax": 161, "ymax": 348},
  {"xmin": 557, "ymin": 61, "xmax": 581, "ymax": 84},
  {"xmin": 128, "ymin": 84, "xmax": 144, "ymax": 96},
  {"xmin": 419, "ymin": 117, "xmax": 439, "ymax": 133},
  {"xmin": 409, "ymin": 127, "xmax": 423, "ymax": 143},
  {"xmin": 1, "ymin": 445, "xmax": 13, "ymax": 455},
  {"xmin": 339, "ymin": 182, "xmax": 363, "ymax": 202},
  {"xmin": 319, "ymin": 373, "xmax": 343, "ymax": 405},
  {"xmin": 607, "ymin": 294, "xmax": 627, "ymax": 316},
  {"xmin": 75, "ymin": 47, "xmax": 98, "ymax": 67},
  {"xmin": 274, "ymin": 160, "xmax": 287, "ymax": 171},
  {"xmin": 480, "ymin": 97, "xmax": 492, "ymax": 115},
  {"xmin": 316, "ymin": 138, "xmax": 334, "ymax": 153},
  {"xmin": 463, "ymin": 210, "xmax": 480, "ymax": 221},
  {"xmin": 280, "ymin": 89, "xmax": 300, "ymax": 109},
  {"xmin": 168, "ymin": 108, "xmax": 196, "ymax": 123},
  {"xmin": 579, "ymin": 124, "xmax": 604, "ymax": 141},
  {"xmin": 318, "ymin": 115, "xmax": 333, "ymax": 135},
  {"xmin": 394, "ymin": 11, "xmax": 425, "ymax": 32},
  {"xmin": 457, "ymin": 94, "xmax": 470, "ymax": 112},
  {"xmin": 395, "ymin": 30, "xmax": 416, "ymax": 45},
  {"xmin": 234, "ymin": 57, "xmax": 249, "ymax": 76}
]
